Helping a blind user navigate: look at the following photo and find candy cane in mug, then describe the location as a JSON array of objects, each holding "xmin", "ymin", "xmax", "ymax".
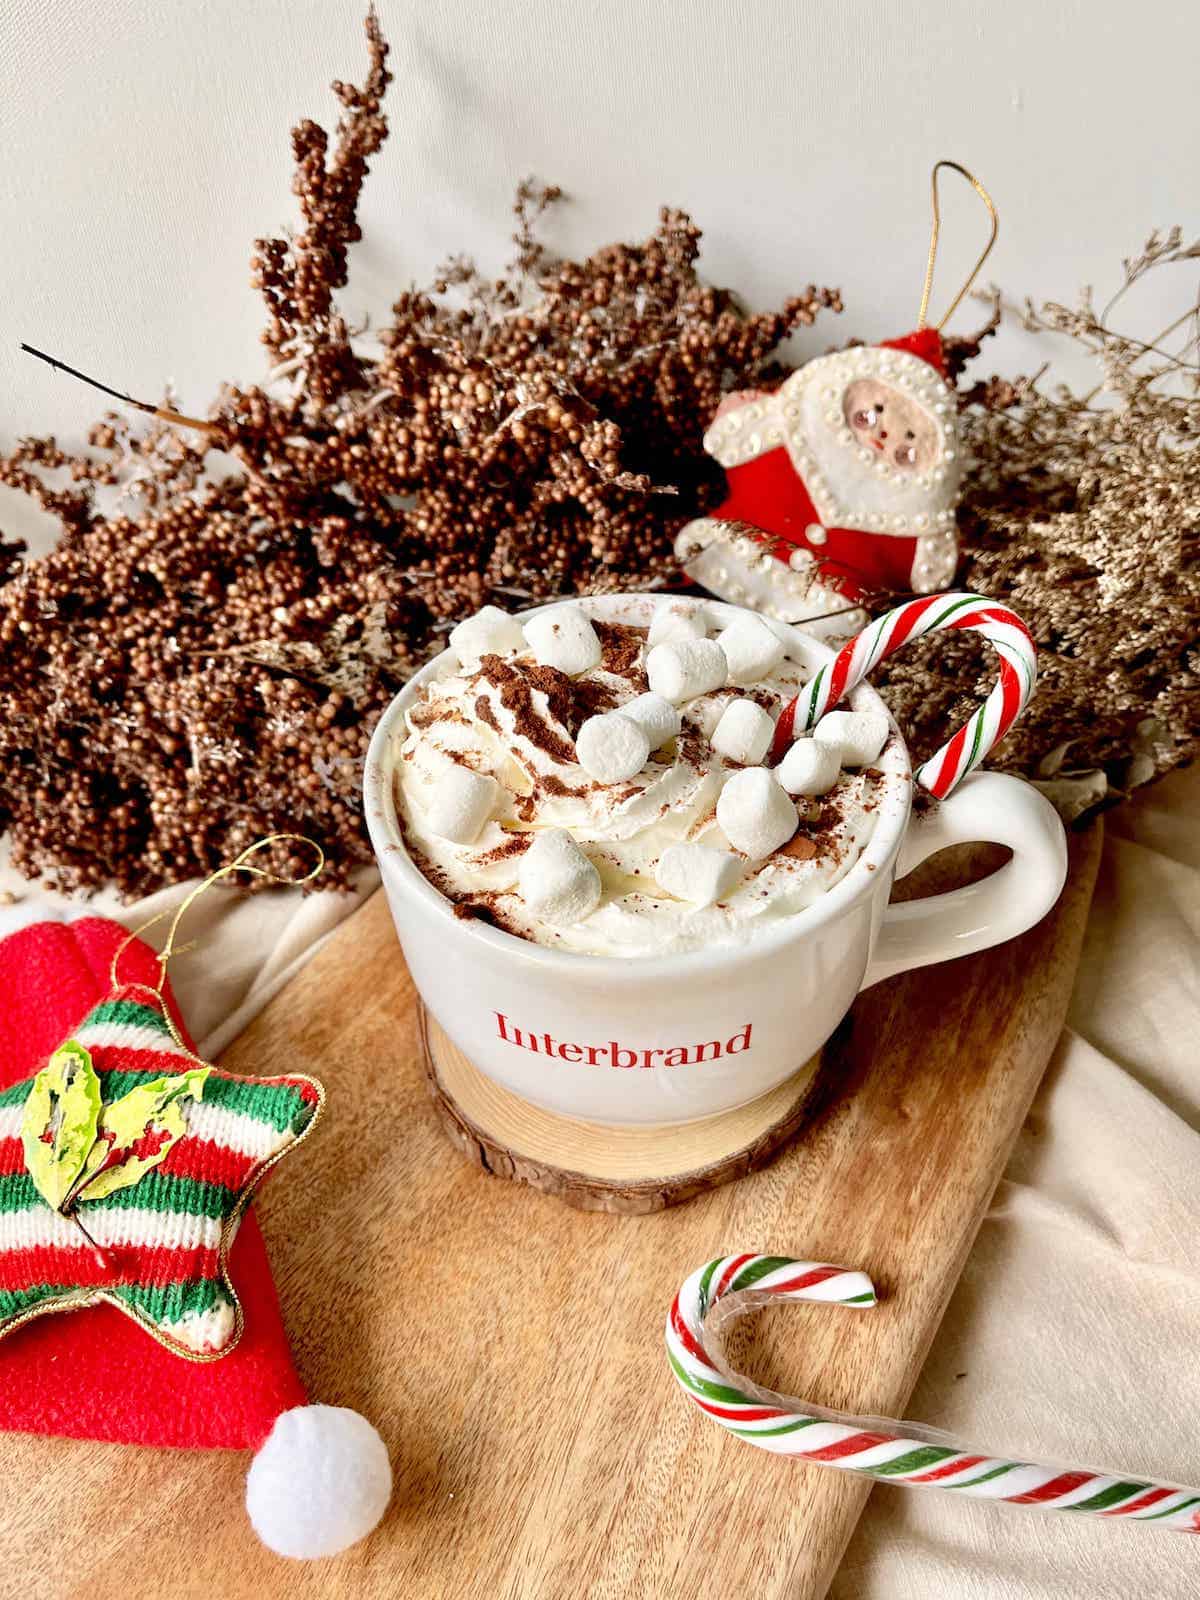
[
  {"xmin": 667, "ymin": 1254, "xmax": 1200, "ymax": 1532},
  {"xmin": 771, "ymin": 592, "xmax": 1037, "ymax": 797}
]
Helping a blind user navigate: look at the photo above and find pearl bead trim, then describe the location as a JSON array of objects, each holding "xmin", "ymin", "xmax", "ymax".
[{"xmin": 673, "ymin": 518, "xmax": 862, "ymax": 623}]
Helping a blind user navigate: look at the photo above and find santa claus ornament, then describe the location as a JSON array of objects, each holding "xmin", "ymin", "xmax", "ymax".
[
  {"xmin": 0, "ymin": 840, "xmax": 392, "ymax": 1561},
  {"xmin": 676, "ymin": 162, "xmax": 998, "ymax": 630}
]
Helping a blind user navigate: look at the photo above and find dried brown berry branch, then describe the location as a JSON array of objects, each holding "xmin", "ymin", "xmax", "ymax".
[{"xmin": 0, "ymin": 13, "xmax": 841, "ymax": 895}]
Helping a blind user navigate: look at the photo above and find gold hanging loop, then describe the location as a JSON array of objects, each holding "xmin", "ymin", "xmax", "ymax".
[
  {"xmin": 916, "ymin": 160, "xmax": 999, "ymax": 332},
  {"xmin": 109, "ymin": 834, "xmax": 325, "ymax": 1063}
]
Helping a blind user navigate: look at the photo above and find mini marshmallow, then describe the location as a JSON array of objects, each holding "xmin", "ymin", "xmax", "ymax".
[
  {"xmin": 518, "ymin": 828, "xmax": 602, "ymax": 925},
  {"xmin": 646, "ymin": 638, "xmax": 728, "ymax": 704},
  {"xmin": 575, "ymin": 711, "xmax": 651, "ymax": 784},
  {"xmin": 716, "ymin": 615, "xmax": 786, "ymax": 686},
  {"xmin": 813, "ymin": 708, "xmax": 889, "ymax": 767},
  {"xmin": 761, "ymin": 615, "xmax": 802, "ymax": 652},
  {"xmin": 655, "ymin": 843, "xmax": 742, "ymax": 907},
  {"xmin": 523, "ymin": 604, "xmax": 601, "ymax": 676},
  {"xmin": 775, "ymin": 737, "xmax": 841, "ymax": 797},
  {"xmin": 421, "ymin": 764, "xmax": 500, "ymax": 844},
  {"xmin": 647, "ymin": 600, "xmax": 709, "ymax": 648},
  {"xmin": 448, "ymin": 604, "xmax": 525, "ymax": 665},
  {"xmin": 710, "ymin": 698, "xmax": 774, "ymax": 765},
  {"xmin": 621, "ymin": 691, "xmax": 681, "ymax": 750},
  {"xmin": 716, "ymin": 767, "xmax": 798, "ymax": 858}
]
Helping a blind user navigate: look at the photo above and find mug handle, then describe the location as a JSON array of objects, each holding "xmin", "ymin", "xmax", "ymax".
[{"xmin": 861, "ymin": 771, "xmax": 1068, "ymax": 989}]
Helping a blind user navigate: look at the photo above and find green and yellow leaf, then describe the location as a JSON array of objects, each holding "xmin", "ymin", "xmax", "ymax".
[
  {"xmin": 20, "ymin": 1040, "xmax": 102, "ymax": 1211},
  {"xmin": 73, "ymin": 1067, "xmax": 211, "ymax": 1205}
]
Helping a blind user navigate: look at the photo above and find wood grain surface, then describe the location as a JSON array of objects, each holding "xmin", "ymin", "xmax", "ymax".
[
  {"xmin": 423, "ymin": 1009, "xmax": 822, "ymax": 1213},
  {"xmin": 0, "ymin": 827, "xmax": 1101, "ymax": 1600}
]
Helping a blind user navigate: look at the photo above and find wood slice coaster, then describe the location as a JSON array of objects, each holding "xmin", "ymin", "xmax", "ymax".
[{"xmin": 420, "ymin": 1006, "xmax": 823, "ymax": 1214}]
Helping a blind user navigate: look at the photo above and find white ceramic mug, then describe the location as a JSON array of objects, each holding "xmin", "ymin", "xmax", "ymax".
[{"xmin": 364, "ymin": 594, "xmax": 1067, "ymax": 1127}]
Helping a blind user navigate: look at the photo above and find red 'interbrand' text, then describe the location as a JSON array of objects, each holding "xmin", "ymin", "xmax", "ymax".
[{"xmin": 494, "ymin": 1012, "xmax": 752, "ymax": 1069}]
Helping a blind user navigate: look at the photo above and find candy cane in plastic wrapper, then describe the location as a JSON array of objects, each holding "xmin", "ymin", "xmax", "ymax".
[
  {"xmin": 667, "ymin": 1254, "xmax": 1200, "ymax": 1531},
  {"xmin": 771, "ymin": 592, "xmax": 1037, "ymax": 797}
]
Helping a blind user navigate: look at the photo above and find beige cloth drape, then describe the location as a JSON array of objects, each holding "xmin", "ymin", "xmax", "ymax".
[
  {"xmin": 1, "ymin": 768, "xmax": 1195, "ymax": 1596},
  {"xmin": 833, "ymin": 766, "xmax": 1200, "ymax": 1598}
]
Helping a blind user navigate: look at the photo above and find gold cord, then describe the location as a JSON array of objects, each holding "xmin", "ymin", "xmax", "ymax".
[
  {"xmin": 109, "ymin": 833, "xmax": 325, "ymax": 1063},
  {"xmin": 916, "ymin": 160, "xmax": 999, "ymax": 332}
]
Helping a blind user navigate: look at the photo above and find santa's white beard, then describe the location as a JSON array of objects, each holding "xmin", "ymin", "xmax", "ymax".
[{"xmin": 782, "ymin": 348, "xmax": 960, "ymax": 540}]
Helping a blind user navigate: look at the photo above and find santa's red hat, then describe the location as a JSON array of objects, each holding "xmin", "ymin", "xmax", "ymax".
[
  {"xmin": 879, "ymin": 324, "xmax": 948, "ymax": 375},
  {"xmin": 0, "ymin": 914, "xmax": 391, "ymax": 1559}
]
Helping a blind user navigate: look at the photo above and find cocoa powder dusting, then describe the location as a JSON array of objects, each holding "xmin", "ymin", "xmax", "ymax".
[
  {"xmin": 478, "ymin": 654, "xmax": 577, "ymax": 763},
  {"xmin": 452, "ymin": 894, "xmax": 525, "ymax": 938},
  {"xmin": 572, "ymin": 676, "xmax": 620, "ymax": 723},
  {"xmin": 476, "ymin": 651, "xmax": 623, "ymax": 756},
  {"xmin": 408, "ymin": 701, "xmax": 442, "ymax": 729},
  {"xmin": 677, "ymin": 728, "xmax": 709, "ymax": 767},
  {"xmin": 410, "ymin": 696, "xmax": 469, "ymax": 730},
  {"xmin": 476, "ymin": 832, "xmax": 533, "ymax": 864},
  {"xmin": 779, "ymin": 834, "xmax": 818, "ymax": 861},
  {"xmin": 521, "ymin": 662, "xmax": 579, "ymax": 726},
  {"xmin": 594, "ymin": 621, "xmax": 648, "ymax": 686},
  {"xmin": 540, "ymin": 772, "xmax": 590, "ymax": 798}
]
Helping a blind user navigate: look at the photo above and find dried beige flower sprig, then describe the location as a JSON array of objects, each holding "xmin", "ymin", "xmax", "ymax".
[{"xmin": 878, "ymin": 237, "xmax": 1199, "ymax": 814}]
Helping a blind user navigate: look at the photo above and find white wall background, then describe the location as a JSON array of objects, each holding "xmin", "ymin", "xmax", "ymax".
[{"xmin": 1, "ymin": 0, "xmax": 1195, "ymax": 553}]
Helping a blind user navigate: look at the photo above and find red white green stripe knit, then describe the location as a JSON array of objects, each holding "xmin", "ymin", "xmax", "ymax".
[
  {"xmin": 771, "ymin": 592, "xmax": 1037, "ymax": 797},
  {"xmin": 0, "ymin": 987, "xmax": 320, "ymax": 1361},
  {"xmin": 667, "ymin": 1255, "xmax": 1200, "ymax": 1532}
]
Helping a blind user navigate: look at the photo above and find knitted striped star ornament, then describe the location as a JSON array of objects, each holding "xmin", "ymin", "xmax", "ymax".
[
  {"xmin": 0, "ymin": 984, "xmax": 321, "ymax": 1359},
  {"xmin": 0, "ymin": 912, "xmax": 391, "ymax": 1560}
]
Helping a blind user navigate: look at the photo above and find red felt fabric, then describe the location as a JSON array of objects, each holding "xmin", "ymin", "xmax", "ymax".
[
  {"xmin": 709, "ymin": 449, "xmax": 919, "ymax": 599},
  {"xmin": 0, "ymin": 916, "xmax": 306, "ymax": 1450},
  {"xmin": 881, "ymin": 325, "xmax": 947, "ymax": 375},
  {"xmin": 704, "ymin": 326, "xmax": 946, "ymax": 598}
]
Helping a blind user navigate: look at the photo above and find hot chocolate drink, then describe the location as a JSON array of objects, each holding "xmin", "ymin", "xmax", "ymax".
[{"xmin": 389, "ymin": 597, "xmax": 890, "ymax": 958}]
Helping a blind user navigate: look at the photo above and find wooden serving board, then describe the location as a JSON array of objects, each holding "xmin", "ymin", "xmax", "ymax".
[{"xmin": 2, "ymin": 828, "xmax": 1101, "ymax": 1600}]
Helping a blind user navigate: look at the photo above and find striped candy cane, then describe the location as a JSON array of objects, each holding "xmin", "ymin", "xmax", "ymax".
[
  {"xmin": 667, "ymin": 1255, "xmax": 1200, "ymax": 1531},
  {"xmin": 770, "ymin": 593, "xmax": 1037, "ymax": 797}
]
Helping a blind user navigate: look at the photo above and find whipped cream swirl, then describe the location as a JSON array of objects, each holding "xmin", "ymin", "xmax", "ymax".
[{"xmin": 391, "ymin": 603, "xmax": 882, "ymax": 957}]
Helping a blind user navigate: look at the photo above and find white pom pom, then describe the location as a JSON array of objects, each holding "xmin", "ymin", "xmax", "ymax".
[{"xmin": 246, "ymin": 1405, "xmax": 392, "ymax": 1560}]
